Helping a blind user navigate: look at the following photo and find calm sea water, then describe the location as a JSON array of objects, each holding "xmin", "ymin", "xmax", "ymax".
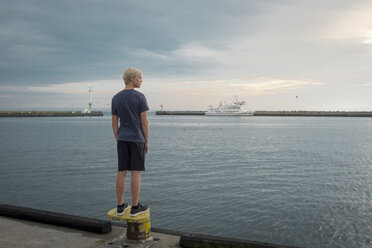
[{"xmin": 1, "ymin": 114, "xmax": 372, "ymax": 248}]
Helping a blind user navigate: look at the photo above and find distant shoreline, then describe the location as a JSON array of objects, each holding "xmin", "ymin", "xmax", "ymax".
[
  {"xmin": 156, "ymin": 110, "xmax": 372, "ymax": 117},
  {"xmin": 0, "ymin": 111, "xmax": 104, "ymax": 117}
]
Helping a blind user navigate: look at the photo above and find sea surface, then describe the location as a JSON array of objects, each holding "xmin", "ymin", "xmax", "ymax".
[{"xmin": 1, "ymin": 113, "xmax": 372, "ymax": 248}]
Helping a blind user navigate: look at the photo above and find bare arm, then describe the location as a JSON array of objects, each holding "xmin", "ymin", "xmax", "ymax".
[
  {"xmin": 112, "ymin": 115, "xmax": 119, "ymax": 142},
  {"xmin": 140, "ymin": 111, "xmax": 149, "ymax": 154}
]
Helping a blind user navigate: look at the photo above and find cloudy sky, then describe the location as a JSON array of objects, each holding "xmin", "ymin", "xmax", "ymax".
[{"xmin": 1, "ymin": 0, "xmax": 372, "ymax": 111}]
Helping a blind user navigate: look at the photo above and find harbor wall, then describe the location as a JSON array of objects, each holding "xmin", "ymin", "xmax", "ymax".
[
  {"xmin": 0, "ymin": 111, "xmax": 104, "ymax": 117},
  {"xmin": 156, "ymin": 110, "xmax": 205, "ymax": 115},
  {"xmin": 156, "ymin": 110, "xmax": 372, "ymax": 117},
  {"xmin": 253, "ymin": 111, "xmax": 372, "ymax": 117}
]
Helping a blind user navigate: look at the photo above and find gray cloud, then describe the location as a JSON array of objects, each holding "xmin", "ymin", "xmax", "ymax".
[{"xmin": 0, "ymin": 0, "xmax": 286, "ymax": 85}]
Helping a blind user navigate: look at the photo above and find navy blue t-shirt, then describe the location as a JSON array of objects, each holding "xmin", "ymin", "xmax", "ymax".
[{"xmin": 111, "ymin": 89, "xmax": 149, "ymax": 143}]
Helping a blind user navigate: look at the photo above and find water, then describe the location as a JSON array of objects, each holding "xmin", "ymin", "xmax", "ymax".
[{"xmin": 1, "ymin": 114, "xmax": 372, "ymax": 248}]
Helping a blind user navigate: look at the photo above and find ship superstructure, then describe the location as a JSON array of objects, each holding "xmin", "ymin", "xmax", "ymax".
[{"xmin": 206, "ymin": 98, "xmax": 253, "ymax": 116}]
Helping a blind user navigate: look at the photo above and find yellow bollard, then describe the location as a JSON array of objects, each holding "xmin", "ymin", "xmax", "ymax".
[
  {"xmin": 126, "ymin": 214, "xmax": 151, "ymax": 240},
  {"xmin": 107, "ymin": 206, "xmax": 151, "ymax": 241}
]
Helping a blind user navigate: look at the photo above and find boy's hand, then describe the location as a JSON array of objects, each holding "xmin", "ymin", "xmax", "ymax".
[
  {"xmin": 112, "ymin": 115, "xmax": 119, "ymax": 142},
  {"xmin": 145, "ymin": 143, "xmax": 149, "ymax": 154}
]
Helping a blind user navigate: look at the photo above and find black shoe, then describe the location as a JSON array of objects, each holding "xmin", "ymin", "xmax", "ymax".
[
  {"xmin": 117, "ymin": 203, "xmax": 129, "ymax": 216},
  {"xmin": 130, "ymin": 203, "xmax": 149, "ymax": 217}
]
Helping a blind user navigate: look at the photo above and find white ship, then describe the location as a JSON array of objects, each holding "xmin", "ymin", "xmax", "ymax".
[{"xmin": 206, "ymin": 98, "xmax": 254, "ymax": 116}]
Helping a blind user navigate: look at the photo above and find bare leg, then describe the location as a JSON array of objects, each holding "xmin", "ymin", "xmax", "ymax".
[
  {"xmin": 116, "ymin": 171, "xmax": 127, "ymax": 205},
  {"xmin": 131, "ymin": 171, "xmax": 141, "ymax": 206}
]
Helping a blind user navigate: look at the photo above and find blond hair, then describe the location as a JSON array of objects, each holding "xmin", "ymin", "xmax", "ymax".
[{"xmin": 123, "ymin": 67, "xmax": 142, "ymax": 85}]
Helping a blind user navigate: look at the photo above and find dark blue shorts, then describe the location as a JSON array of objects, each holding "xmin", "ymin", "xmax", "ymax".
[{"xmin": 117, "ymin": 141, "xmax": 146, "ymax": 171}]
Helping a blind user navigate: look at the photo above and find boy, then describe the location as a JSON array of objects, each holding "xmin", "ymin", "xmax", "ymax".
[{"xmin": 111, "ymin": 67, "xmax": 149, "ymax": 216}]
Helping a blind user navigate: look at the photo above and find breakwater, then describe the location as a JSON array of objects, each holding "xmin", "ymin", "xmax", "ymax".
[
  {"xmin": 156, "ymin": 110, "xmax": 372, "ymax": 117},
  {"xmin": 156, "ymin": 111, "xmax": 205, "ymax": 115},
  {"xmin": 254, "ymin": 111, "xmax": 372, "ymax": 117},
  {"xmin": 0, "ymin": 111, "xmax": 104, "ymax": 117}
]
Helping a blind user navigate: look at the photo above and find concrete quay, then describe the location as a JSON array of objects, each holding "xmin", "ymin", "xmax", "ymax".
[
  {"xmin": 0, "ymin": 216, "xmax": 179, "ymax": 248},
  {"xmin": 0, "ymin": 205, "xmax": 300, "ymax": 248}
]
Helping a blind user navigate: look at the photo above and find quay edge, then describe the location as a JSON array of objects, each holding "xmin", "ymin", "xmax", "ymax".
[{"xmin": 0, "ymin": 204, "xmax": 300, "ymax": 248}]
